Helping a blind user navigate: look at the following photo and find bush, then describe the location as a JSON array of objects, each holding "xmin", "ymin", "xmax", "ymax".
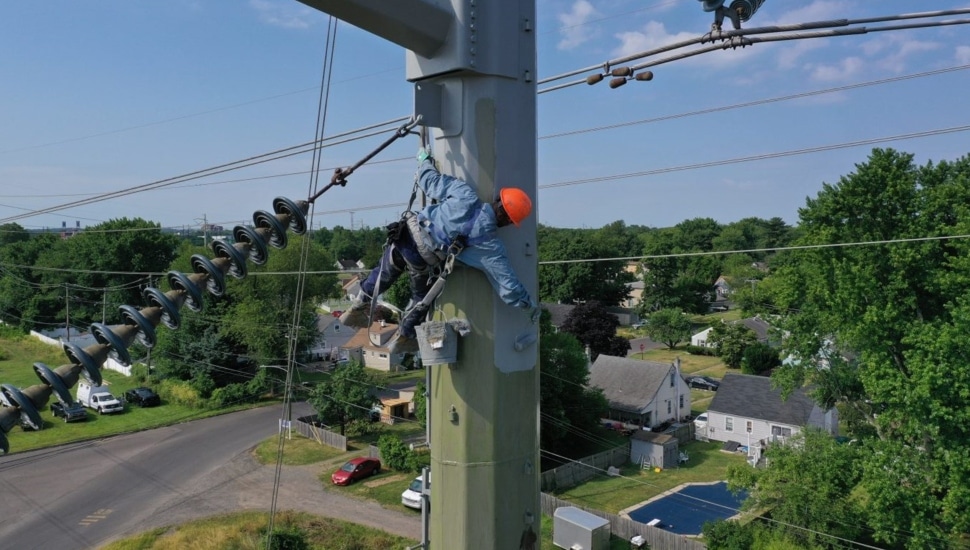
[
  {"xmin": 377, "ymin": 434, "xmax": 428, "ymax": 472},
  {"xmin": 686, "ymin": 345, "xmax": 717, "ymax": 356},
  {"xmin": 0, "ymin": 346, "xmax": 9, "ymax": 361},
  {"xmin": 158, "ymin": 379, "xmax": 206, "ymax": 408},
  {"xmin": 741, "ymin": 342, "xmax": 780, "ymax": 375},
  {"xmin": 261, "ymin": 526, "xmax": 309, "ymax": 550}
]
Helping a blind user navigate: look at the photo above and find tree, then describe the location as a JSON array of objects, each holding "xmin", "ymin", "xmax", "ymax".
[
  {"xmin": 727, "ymin": 429, "xmax": 864, "ymax": 547},
  {"xmin": 644, "ymin": 308, "xmax": 692, "ymax": 349},
  {"xmin": 538, "ymin": 310, "xmax": 609, "ymax": 457},
  {"xmin": 740, "ymin": 342, "xmax": 779, "ymax": 375},
  {"xmin": 558, "ymin": 301, "xmax": 629, "ymax": 361},
  {"xmin": 762, "ymin": 149, "xmax": 970, "ymax": 546},
  {"xmin": 638, "ymin": 225, "xmax": 721, "ymax": 315},
  {"xmin": 538, "ymin": 225, "xmax": 634, "ymax": 306},
  {"xmin": 708, "ymin": 322, "xmax": 756, "ymax": 369},
  {"xmin": 0, "ymin": 223, "xmax": 29, "ymax": 248},
  {"xmin": 308, "ymin": 361, "xmax": 378, "ymax": 436}
]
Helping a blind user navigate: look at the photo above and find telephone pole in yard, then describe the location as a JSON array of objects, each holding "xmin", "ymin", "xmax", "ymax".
[{"xmin": 297, "ymin": 2, "xmax": 540, "ymax": 548}]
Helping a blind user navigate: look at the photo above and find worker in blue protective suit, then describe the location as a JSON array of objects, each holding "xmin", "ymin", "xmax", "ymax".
[{"xmin": 340, "ymin": 147, "xmax": 538, "ymax": 355}]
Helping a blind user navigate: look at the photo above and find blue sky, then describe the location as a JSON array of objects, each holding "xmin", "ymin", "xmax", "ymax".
[{"xmin": 1, "ymin": 1, "xmax": 968, "ymax": 232}]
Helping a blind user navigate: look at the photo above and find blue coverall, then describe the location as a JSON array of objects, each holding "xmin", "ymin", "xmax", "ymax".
[{"xmin": 359, "ymin": 159, "xmax": 533, "ymax": 338}]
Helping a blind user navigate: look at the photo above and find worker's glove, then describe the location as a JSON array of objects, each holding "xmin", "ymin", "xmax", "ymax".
[
  {"xmin": 417, "ymin": 147, "xmax": 431, "ymax": 163},
  {"xmin": 525, "ymin": 300, "xmax": 541, "ymax": 324},
  {"xmin": 386, "ymin": 221, "xmax": 404, "ymax": 242}
]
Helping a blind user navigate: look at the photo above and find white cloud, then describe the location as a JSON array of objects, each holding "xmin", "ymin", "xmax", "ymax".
[
  {"xmin": 809, "ymin": 56, "xmax": 863, "ymax": 81},
  {"xmin": 768, "ymin": 0, "xmax": 846, "ymax": 26},
  {"xmin": 557, "ymin": 0, "xmax": 600, "ymax": 50},
  {"xmin": 612, "ymin": 21, "xmax": 695, "ymax": 58},
  {"xmin": 249, "ymin": 0, "xmax": 316, "ymax": 29},
  {"xmin": 775, "ymin": 41, "xmax": 826, "ymax": 70},
  {"xmin": 957, "ymin": 46, "xmax": 970, "ymax": 64},
  {"xmin": 824, "ymin": 33, "xmax": 941, "ymax": 76}
]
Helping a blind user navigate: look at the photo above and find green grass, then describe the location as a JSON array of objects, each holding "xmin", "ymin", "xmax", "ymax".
[
  {"xmin": 635, "ymin": 346, "xmax": 729, "ymax": 379},
  {"xmin": 253, "ymin": 433, "xmax": 347, "ymax": 466},
  {"xmin": 552, "ymin": 441, "xmax": 747, "ymax": 515},
  {"xmin": 100, "ymin": 510, "xmax": 417, "ymax": 550}
]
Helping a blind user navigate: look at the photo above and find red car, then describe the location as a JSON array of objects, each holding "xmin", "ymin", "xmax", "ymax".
[{"xmin": 331, "ymin": 457, "xmax": 381, "ymax": 485}]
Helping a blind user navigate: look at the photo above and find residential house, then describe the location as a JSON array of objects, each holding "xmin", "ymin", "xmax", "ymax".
[
  {"xmin": 702, "ymin": 373, "xmax": 839, "ymax": 464},
  {"xmin": 341, "ymin": 276, "xmax": 362, "ymax": 300},
  {"xmin": 341, "ymin": 321, "xmax": 405, "ymax": 372},
  {"xmin": 690, "ymin": 316, "xmax": 777, "ymax": 348},
  {"xmin": 306, "ymin": 314, "xmax": 354, "ymax": 363},
  {"xmin": 541, "ymin": 302, "xmax": 633, "ymax": 330},
  {"xmin": 588, "ymin": 355, "xmax": 692, "ymax": 430},
  {"xmin": 623, "ymin": 281, "xmax": 644, "ymax": 310},
  {"xmin": 335, "ymin": 258, "xmax": 365, "ymax": 272},
  {"xmin": 713, "ymin": 275, "xmax": 731, "ymax": 299},
  {"xmin": 370, "ymin": 383, "xmax": 417, "ymax": 424}
]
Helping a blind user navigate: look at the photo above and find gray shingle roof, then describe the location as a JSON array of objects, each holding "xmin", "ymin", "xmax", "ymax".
[
  {"xmin": 708, "ymin": 373, "xmax": 817, "ymax": 425},
  {"xmin": 589, "ymin": 355, "xmax": 672, "ymax": 413}
]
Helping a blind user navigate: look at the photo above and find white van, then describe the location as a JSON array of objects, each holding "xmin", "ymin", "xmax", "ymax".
[
  {"xmin": 76, "ymin": 382, "xmax": 124, "ymax": 414},
  {"xmin": 401, "ymin": 474, "xmax": 430, "ymax": 510}
]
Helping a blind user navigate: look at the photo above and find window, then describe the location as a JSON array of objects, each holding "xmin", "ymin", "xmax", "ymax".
[
  {"xmin": 679, "ymin": 395, "xmax": 684, "ymax": 409},
  {"xmin": 746, "ymin": 421, "xmax": 752, "ymax": 433},
  {"xmin": 771, "ymin": 426, "xmax": 792, "ymax": 437},
  {"xmin": 670, "ymin": 372, "xmax": 675, "ymax": 387},
  {"xmin": 725, "ymin": 417, "xmax": 734, "ymax": 432},
  {"xmin": 667, "ymin": 401, "xmax": 671, "ymax": 414}
]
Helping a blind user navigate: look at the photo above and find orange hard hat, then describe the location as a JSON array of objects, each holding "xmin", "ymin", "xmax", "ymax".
[{"xmin": 499, "ymin": 188, "xmax": 532, "ymax": 226}]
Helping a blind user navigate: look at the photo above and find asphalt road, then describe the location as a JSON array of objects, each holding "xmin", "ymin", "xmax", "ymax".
[{"xmin": 0, "ymin": 403, "xmax": 421, "ymax": 549}]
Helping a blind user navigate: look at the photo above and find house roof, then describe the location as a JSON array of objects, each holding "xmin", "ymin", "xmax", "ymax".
[
  {"xmin": 630, "ymin": 430, "xmax": 676, "ymax": 445},
  {"xmin": 343, "ymin": 321, "xmax": 399, "ymax": 349},
  {"xmin": 738, "ymin": 317, "xmax": 771, "ymax": 342},
  {"xmin": 589, "ymin": 355, "xmax": 673, "ymax": 413},
  {"xmin": 542, "ymin": 303, "xmax": 574, "ymax": 327},
  {"xmin": 708, "ymin": 373, "xmax": 817, "ymax": 426},
  {"xmin": 337, "ymin": 259, "xmax": 361, "ymax": 270}
]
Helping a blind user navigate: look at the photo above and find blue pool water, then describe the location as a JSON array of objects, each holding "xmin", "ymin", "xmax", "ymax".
[{"xmin": 627, "ymin": 481, "xmax": 747, "ymax": 535}]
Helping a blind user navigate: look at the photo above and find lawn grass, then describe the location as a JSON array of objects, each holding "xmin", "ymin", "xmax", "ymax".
[
  {"xmin": 252, "ymin": 433, "xmax": 347, "ymax": 466},
  {"xmin": 635, "ymin": 346, "xmax": 729, "ymax": 379},
  {"xmin": 100, "ymin": 510, "xmax": 417, "ymax": 550},
  {"xmin": 0, "ymin": 333, "xmax": 274, "ymax": 454},
  {"xmin": 552, "ymin": 441, "xmax": 747, "ymax": 515}
]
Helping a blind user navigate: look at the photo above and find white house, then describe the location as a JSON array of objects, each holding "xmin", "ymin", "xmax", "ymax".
[
  {"xmin": 588, "ymin": 355, "xmax": 691, "ymax": 430},
  {"xmin": 702, "ymin": 373, "xmax": 839, "ymax": 464},
  {"xmin": 341, "ymin": 321, "xmax": 405, "ymax": 372}
]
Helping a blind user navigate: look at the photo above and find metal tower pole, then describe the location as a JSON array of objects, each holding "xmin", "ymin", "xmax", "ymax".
[{"xmin": 297, "ymin": 2, "xmax": 539, "ymax": 548}]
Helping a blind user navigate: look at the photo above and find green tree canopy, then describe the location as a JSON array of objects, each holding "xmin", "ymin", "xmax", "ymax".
[
  {"xmin": 644, "ymin": 308, "xmax": 692, "ymax": 349},
  {"xmin": 308, "ymin": 361, "xmax": 378, "ymax": 436},
  {"xmin": 538, "ymin": 310, "xmax": 608, "ymax": 458},
  {"xmin": 558, "ymin": 301, "xmax": 629, "ymax": 361}
]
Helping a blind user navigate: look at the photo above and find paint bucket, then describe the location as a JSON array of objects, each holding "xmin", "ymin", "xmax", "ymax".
[{"xmin": 416, "ymin": 321, "xmax": 458, "ymax": 365}]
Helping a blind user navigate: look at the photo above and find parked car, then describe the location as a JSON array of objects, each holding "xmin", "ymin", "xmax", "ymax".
[
  {"xmin": 76, "ymin": 382, "xmax": 124, "ymax": 414},
  {"xmin": 50, "ymin": 401, "xmax": 87, "ymax": 423},
  {"xmin": 331, "ymin": 457, "xmax": 381, "ymax": 486},
  {"xmin": 709, "ymin": 304, "xmax": 729, "ymax": 312},
  {"xmin": 124, "ymin": 387, "xmax": 161, "ymax": 407},
  {"xmin": 401, "ymin": 473, "xmax": 430, "ymax": 510},
  {"xmin": 687, "ymin": 376, "xmax": 720, "ymax": 391},
  {"xmin": 631, "ymin": 321, "xmax": 647, "ymax": 329},
  {"xmin": 693, "ymin": 413, "xmax": 708, "ymax": 431}
]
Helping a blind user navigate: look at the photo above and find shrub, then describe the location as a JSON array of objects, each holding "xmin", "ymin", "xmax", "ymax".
[
  {"xmin": 158, "ymin": 379, "xmax": 206, "ymax": 408},
  {"xmin": 0, "ymin": 346, "xmax": 9, "ymax": 361},
  {"xmin": 260, "ymin": 526, "xmax": 309, "ymax": 550},
  {"xmin": 686, "ymin": 344, "xmax": 717, "ymax": 356},
  {"xmin": 741, "ymin": 342, "xmax": 780, "ymax": 375}
]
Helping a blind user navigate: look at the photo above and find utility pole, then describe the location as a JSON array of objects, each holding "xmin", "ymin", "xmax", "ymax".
[{"xmin": 297, "ymin": 3, "xmax": 539, "ymax": 548}]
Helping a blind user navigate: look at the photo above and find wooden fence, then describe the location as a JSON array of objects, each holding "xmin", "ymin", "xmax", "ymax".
[
  {"xmin": 293, "ymin": 415, "xmax": 347, "ymax": 451},
  {"xmin": 540, "ymin": 445, "xmax": 630, "ymax": 492},
  {"xmin": 540, "ymin": 493, "xmax": 707, "ymax": 550}
]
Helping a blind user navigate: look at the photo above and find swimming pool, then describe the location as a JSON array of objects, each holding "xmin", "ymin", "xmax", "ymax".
[{"xmin": 626, "ymin": 481, "xmax": 747, "ymax": 535}]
